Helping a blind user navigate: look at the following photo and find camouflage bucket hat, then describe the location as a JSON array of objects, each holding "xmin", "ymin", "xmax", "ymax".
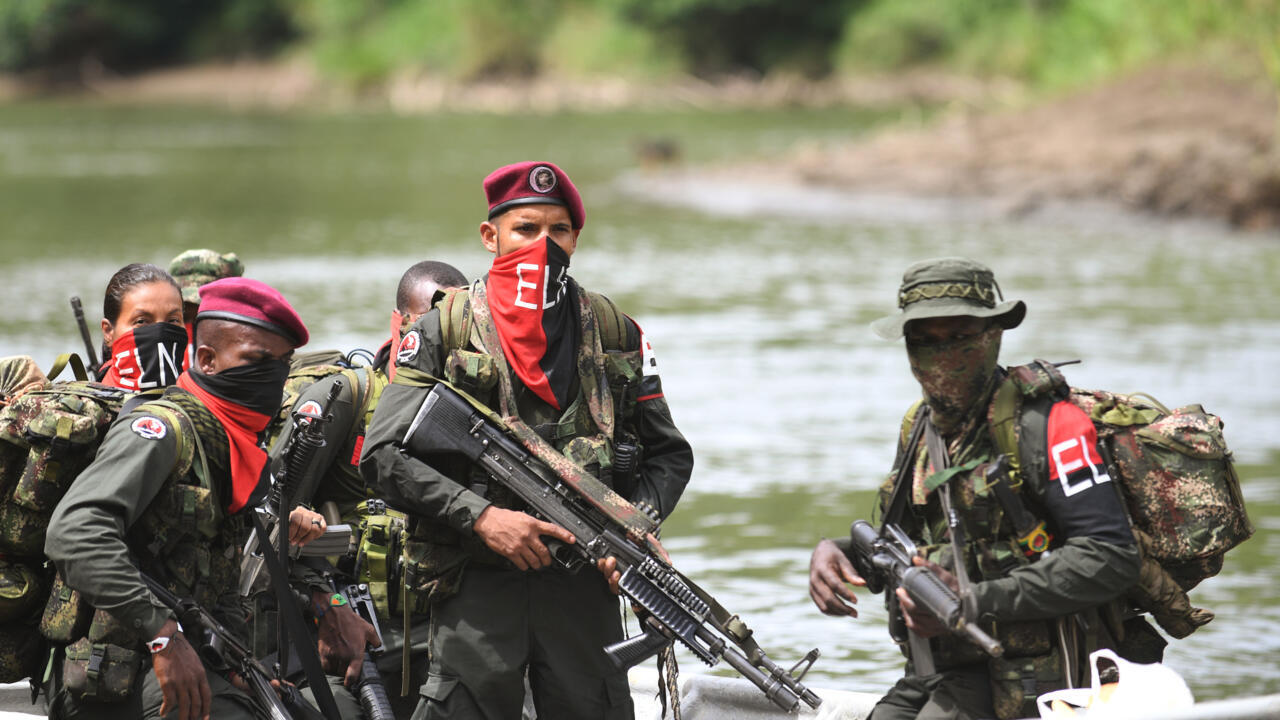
[
  {"xmin": 871, "ymin": 257, "xmax": 1026, "ymax": 340},
  {"xmin": 168, "ymin": 249, "xmax": 244, "ymax": 304}
]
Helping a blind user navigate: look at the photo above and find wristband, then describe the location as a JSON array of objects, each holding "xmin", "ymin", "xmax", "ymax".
[
  {"xmin": 313, "ymin": 592, "xmax": 348, "ymax": 621},
  {"xmin": 147, "ymin": 634, "xmax": 173, "ymax": 655}
]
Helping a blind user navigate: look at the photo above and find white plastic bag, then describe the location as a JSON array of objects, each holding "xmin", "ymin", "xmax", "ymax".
[{"xmin": 1037, "ymin": 648, "xmax": 1193, "ymax": 718}]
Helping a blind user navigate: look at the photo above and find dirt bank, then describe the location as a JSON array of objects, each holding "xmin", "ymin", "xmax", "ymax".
[
  {"xmin": 0, "ymin": 59, "xmax": 1012, "ymax": 113},
  {"xmin": 760, "ymin": 62, "xmax": 1280, "ymax": 230}
]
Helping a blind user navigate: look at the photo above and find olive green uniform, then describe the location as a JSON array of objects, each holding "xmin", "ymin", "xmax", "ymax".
[
  {"xmin": 360, "ymin": 291, "xmax": 693, "ymax": 720},
  {"xmin": 845, "ymin": 381, "xmax": 1146, "ymax": 720},
  {"xmin": 43, "ymin": 388, "xmax": 261, "ymax": 719}
]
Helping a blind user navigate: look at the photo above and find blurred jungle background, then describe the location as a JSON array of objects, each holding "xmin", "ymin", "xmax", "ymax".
[{"xmin": 2, "ymin": 0, "xmax": 1279, "ymax": 705}]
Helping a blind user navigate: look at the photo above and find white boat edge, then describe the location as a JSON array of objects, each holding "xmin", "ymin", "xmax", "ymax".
[{"xmin": 3, "ymin": 672, "xmax": 1279, "ymax": 719}]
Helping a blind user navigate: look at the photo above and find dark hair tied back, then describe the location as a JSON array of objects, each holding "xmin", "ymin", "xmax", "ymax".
[{"xmin": 102, "ymin": 263, "xmax": 182, "ymax": 326}]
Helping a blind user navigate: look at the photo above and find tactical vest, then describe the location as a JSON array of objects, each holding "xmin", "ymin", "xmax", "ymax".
[
  {"xmin": 395, "ymin": 283, "xmax": 646, "ymax": 609},
  {"xmin": 883, "ymin": 385, "xmax": 1105, "ymax": 720},
  {"xmin": 884, "ymin": 361, "xmax": 1253, "ymax": 719},
  {"xmin": 38, "ymin": 388, "xmax": 243, "ymax": 702}
]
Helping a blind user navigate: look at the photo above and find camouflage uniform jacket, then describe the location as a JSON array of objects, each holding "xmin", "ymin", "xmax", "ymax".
[
  {"xmin": 360, "ymin": 285, "xmax": 693, "ymax": 565},
  {"xmin": 866, "ymin": 367, "xmax": 1140, "ymax": 671},
  {"xmin": 45, "ymin": 387, "xmax": 246, "ymax": 645}
]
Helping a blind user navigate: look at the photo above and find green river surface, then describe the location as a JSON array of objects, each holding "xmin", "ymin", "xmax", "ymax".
[{"xmin": 1, "ymin": 102, "xmax": 1278, "ymax": 702}]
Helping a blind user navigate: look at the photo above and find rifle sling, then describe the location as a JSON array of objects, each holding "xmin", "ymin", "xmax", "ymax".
[
  {"xmin": 252, "ymin": 512, "xmax": 341, "ymax": 719},
  {"xmin": 880, "ymin": 403, "xmax": 929, "ymax": 533}
]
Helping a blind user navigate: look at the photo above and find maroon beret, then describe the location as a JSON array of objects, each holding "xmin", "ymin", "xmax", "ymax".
[
  {"xmin": 484, "ymin": 161, "xmax": 585, "ymax": 229},
  {"xmin": 196, "ymin": 277, "xmax": 309, "ymax": 347}
]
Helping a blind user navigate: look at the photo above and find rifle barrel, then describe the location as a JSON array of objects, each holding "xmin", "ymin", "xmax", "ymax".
[{"xmin": 69, "ymin": 296, "xmax": 100, "ymax": 368}]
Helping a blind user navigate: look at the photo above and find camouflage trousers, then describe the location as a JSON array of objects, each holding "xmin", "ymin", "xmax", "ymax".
[
  {"xmin": 44, "ymin": 654, "xmax": 260, "ymax": 720},
  {"xmin": 412, "ymin": 563, "xmax": 633, "ymax": 720},
  {"xmin": 868, "ymin": 664, "xmax": 995, "ymax": 720}
]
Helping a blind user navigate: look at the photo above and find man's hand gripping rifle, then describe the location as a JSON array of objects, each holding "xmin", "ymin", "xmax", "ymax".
[
  {"xmin": 402, "ymin": 383, "xmax": 823, "ymax": 713},
  {"xmin": 847, "ymin": 520, "xmax": 1002, "ymax": 657},
  {"xmin": 140, "ymin": 572, "xmax": 325, "ymax": 720}
]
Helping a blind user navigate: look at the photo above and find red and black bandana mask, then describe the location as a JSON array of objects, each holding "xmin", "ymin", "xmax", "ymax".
[
  {"xmin": 177, "ymin": 361, "xmax": 286, "ymax": 514},
  {"xmin": 486, "ymin": 237, "xmax": 578, "ymax": 409},
  {"xmin": 101, "ymin": 322, "xmax": 190, "ymax": 391}
]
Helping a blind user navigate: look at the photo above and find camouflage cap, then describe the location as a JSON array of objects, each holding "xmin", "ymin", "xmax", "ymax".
[
  {"xmin": 167, "ymin": 249, "xmax": 244, "ymax": 304},
  {"xmin": 871, "ymin": 257, "xmax": 1025, "ymax": 340}
]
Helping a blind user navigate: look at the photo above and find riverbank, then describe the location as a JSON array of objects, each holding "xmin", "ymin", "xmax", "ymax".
[
  {"xmin": 708, "ymin": 61, "xmax": 1280, "ymax": 231},
  {"xmin": 2, "ymin": 58, "xmax": 1275, "ymax": 230},
  {"xmin": 0, "ymin": 60, "xmax": 1012, "ymax": 113}
]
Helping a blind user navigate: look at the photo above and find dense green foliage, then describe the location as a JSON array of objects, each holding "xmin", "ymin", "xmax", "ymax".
[
  {"xmin": 838, "ymin": 0, "xmax": 1280, "ymax": 90},
  {"xmin": 0, "ymin": 0, "xmax": 292, "ymax": 74},
  {"xmin": 610, "ymin": 0, "xmax": 866, "ymax": 78},
  {"xmin": 1, "ymin": 0, "xmax": 1276, "ymax": 92}
]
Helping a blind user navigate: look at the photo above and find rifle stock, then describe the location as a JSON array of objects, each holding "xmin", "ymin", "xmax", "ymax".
[{"xmin": 402, "ymin": 383, "xmax": 823, "ymax": 712}]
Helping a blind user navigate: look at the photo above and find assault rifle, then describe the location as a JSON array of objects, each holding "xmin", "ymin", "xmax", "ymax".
[
  {"xmin": 335, "ymin": 580, "xmax": 394, "ymax": 720},
  {"xmin": 402, "ymin": 383, "xmax": 823, "ymax": 713},
  {"xmin": 240, "ymin": 383, "xmax": 351, "ymax": 597},
  {"xmin": 244, "ymin": 382, "xmax": 344, "ymax": 717},
  {"xmin": 140, "ymin": 572, "xmax": 325, "ymax": 720},
  {"xmin": 69, "ymin": 296, "xmax": 99, "ymax": 369},
  {"xmin": 846, "ymin": 520, "xmax": 1003, "ymax": 658}
]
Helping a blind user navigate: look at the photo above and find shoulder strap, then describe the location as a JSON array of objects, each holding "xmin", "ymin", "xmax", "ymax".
[
  {"xmin": 46, "ymin": 353, "xmax": 88, "ymax": 382},
  {"xmin": 139, "ymin": 400, "xmax": 208, "ymax": 489},
  {"xmin": 437, "ymin": 287, "xmax": 473, "ymax": 353},
  {"xmin": 881, "ymin": 403, "xmax": 929, "ymax": 529},
  {"xmin": 588, "ymin": 292, "xmax": 629, "ymax": 351}
]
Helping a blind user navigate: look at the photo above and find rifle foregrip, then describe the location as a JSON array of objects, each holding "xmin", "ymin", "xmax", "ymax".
[
  {"xmin": 355, "ymin": 653, "xmax": 395, "ymax": 720},
  {"xmin": 604, "ymin": 625, "xmax": 670, "ymax": 670},
  {"xmin": 900, "ymin": 566, "xmax": 962, "ymax": 626}
]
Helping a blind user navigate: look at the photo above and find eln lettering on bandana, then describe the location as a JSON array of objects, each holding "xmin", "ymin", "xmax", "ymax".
[
  {"xmin": 485, "ymin": 237, "xmax": 579, "ymax": 409},
  {"xmin": 177, "ymin": 358, "xmax": 289, "ymax": 513},
  {"xmin": 101, "ymin": 322, "xmax": 190, "ymax": 391}
]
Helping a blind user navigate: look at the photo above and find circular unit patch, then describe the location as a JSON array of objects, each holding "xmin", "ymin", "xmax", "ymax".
[
  {"xmin": 131, "ymin": 416, "xmax": 168, "ymax": 440},
  {"xmin": 528, "ymin": 165, "xmax": 557, "ymax": 194},
  {"xmin": 397, "ymin": 330, "xmax": 422, "ymax": 364}
]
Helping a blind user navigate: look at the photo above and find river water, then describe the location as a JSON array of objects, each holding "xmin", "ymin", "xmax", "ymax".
[{"xmin": 0, "ymin": 103, "xmax": 1278, "ymax": 702}]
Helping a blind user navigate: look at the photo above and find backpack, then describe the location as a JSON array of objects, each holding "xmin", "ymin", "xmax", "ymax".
[
  {"xmin": 990, "ymin": 360, "xmax": 1253, "ymax": 639},
  {"xmin": 0, "ymin": 356, "xmax": 168, "ymax": 682}
]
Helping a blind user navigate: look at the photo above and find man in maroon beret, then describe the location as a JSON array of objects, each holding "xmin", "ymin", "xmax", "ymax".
[
  {"xmin": 362, "ymin": 161, "xmax": 695, "ymax": 719},
  {"xmin": 45, "ymin": 278, "xmax": 325, "ymax": 720}
]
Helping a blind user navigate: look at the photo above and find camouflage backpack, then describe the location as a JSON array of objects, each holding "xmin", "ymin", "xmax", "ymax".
[
  {"xmin": 0, "ymin": 357, "xmax": 164, "ymax": 682},
  {"xmin": 990, "ymin": 360, "xmax": 1253, "ymax": 639}
]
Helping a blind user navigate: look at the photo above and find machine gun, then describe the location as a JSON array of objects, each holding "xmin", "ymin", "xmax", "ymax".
[
  {"xmin": 846, "ymin": 520, "xmax": 1003, "ymax": 658},
  {"xmin": 140, "ymin": 572, "xmax": 325, "ymax": 720},
  {"xmin": 402, "ymin": 383, "xmax": 823, "ymax": 713}
]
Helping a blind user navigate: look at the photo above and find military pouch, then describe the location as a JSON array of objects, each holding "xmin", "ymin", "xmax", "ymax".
[
  {"xmin": 40, "ymin": 572, "xmax": 92, "ymax": 644},
  {"xmin": 0, "ymin": 557, "xmax": 46, "ymax": 623},
  {"xmin": 355, "ymin": 500, "xmax": 408, "ymax": 618},
  {"xmin": 61, "ymin": 638, "xmax": 143, "ymax": 703},
  {"xmin": 988, "ymin": 649, "xmax": 1065, "ymax": 720},
  {"xmin": 445, "ymin": 350, "xmax": 499, "ymax": 399},
  {"xmin": 603, "ymin": 350, "xmax": 644, "ymax": 419},
  {"xmin": 402, "ymin": 537, "xmax": 468, "ymax": 607},
  {"xmin": 0, "ymin": 620, "xmax": 44, "ymax": 683},
  {"xmin": 87, "ymin": 607, "xmax": 140, "ymax": 647}
]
